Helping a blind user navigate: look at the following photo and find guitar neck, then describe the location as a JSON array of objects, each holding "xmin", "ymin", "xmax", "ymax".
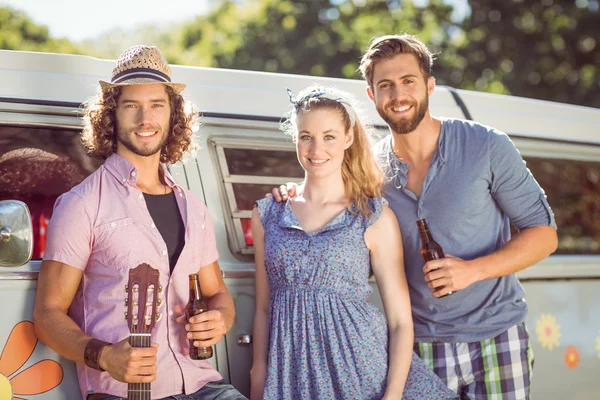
[{"xmin": 127, "ymin": 334, "xmax": 151, "ymax": 400}]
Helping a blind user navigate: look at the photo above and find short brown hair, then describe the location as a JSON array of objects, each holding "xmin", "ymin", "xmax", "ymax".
[
  {"xmin": 81, "ymin": 85, "xmax": 198, "ymax": 164},
  {"xmin": 359, "ymin": 34, "xmax": 435, "ymax": 88}
]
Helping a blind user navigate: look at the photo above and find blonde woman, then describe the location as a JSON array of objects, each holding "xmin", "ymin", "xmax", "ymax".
[{"xmin": 250, "ymin": 87, "xmax": 455, "ymax": 400}]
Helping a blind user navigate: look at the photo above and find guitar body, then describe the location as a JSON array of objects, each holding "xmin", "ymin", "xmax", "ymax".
[{"xmin": 125, "ymin": 263, "xmax": 161, "ymax": 400}]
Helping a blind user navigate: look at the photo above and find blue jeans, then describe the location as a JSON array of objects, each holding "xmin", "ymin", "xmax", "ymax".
[{"xmin": 90, "ymin": 380, "xmax": 247, "ymax": 400}]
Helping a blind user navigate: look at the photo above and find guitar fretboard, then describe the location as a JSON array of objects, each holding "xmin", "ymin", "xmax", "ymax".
[{"xmin": 128, "ymin": 334, "xmax": 151, "ymax": 400}]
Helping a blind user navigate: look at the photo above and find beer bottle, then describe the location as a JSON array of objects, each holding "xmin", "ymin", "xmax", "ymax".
[
  {"xmin": 416, "ymin": 219, "xmax": 452, "ymax": 297},
  {"xmin": 185, "ymin": 273, "xmax": 213, "ymax": 360},
  {"xmin": 416, "ymin": 219, "xmax": 445, "ymax": 262}
]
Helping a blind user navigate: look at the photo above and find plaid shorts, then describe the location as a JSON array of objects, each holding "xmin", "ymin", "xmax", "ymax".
[{"xmin": 414, "ymin": 323, "xmax": 534, "ymax": 400}]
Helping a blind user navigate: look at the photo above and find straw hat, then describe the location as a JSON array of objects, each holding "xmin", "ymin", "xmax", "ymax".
[{"xmin": 99, "ymin": 45, "xmax": 186, "ymax": 93}]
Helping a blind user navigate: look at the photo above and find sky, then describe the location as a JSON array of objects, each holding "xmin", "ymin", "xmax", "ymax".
[{"xmin": 1, "ymin": 0, "xmax": 213, "ymax": 42}]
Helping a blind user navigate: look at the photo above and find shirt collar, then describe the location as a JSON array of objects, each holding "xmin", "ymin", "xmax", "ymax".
[
  {"xmin": 103, "ymin": 153, "xmax": 178, "ymax": 189},
  {"xmin": 278, "ymin": 199, "xmax": 353, "ymax": 235}
]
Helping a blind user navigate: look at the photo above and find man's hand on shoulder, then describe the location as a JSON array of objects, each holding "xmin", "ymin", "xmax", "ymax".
[
  {"xmin": 99, "ymin": 338, "xmax": 158, "ymax": 383},
  {"xmin": 423, "ymin": 254, "xmax": 482, "ymax": 298},
  {"xmin": 267, "ymin": 182, "xmax": 298, "ymax": 202}
]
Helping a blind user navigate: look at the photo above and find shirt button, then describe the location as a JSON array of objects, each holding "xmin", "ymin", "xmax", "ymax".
[
  {"xmin": 179, "ymin": 193, "xmax": 183, "ymax": 197},
  {"xmin": 131, "ymin": 171, "xmax": 137, "ymax": 177},
  {"xmin": 169, "ymin": 310, "xmax": 173, "ymax": 316},
  {"xmin": 170, "ymin": 343, "xmax": 174, "ymax": 349},
  {"xmin": 138, "ymin": 193, "xmax": 143, "ymax": 199},
  {"xmin": 110, "ymin": 222, "xmax": 116, "ymax": 227},
  {"xmin": 170, "ymin": 278, "xmax": 174, "ymax": 284},
  {"xmin": 201, "ymin": 224, "xmax": 205, "ymax": 230},
  {"xmin": 122, "ymin": 178, "xmax": 127, "ymax": 182},
  {"xmin": 162, "ymin": 250, "xmax": 167, "ymax": 255},
  {"xmin": 151, "ymin": 223, "xmax": 156, "ymax": 228}
]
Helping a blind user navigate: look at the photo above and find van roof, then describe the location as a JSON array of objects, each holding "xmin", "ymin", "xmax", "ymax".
[{"xmin": 1, "ymin": 49, "xmax": 599, "ymax": 145}]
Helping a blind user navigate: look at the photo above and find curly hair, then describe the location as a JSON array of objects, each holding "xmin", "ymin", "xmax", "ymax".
[
  {"xmin": 81, "ymin": 85, "xmax": 198, "ymax": 164},
  {"xmin": 281, "ymin": 86, "xmax": 384, "ymax": 216}
]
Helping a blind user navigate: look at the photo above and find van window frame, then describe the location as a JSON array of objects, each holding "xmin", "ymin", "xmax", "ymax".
[
  {"xmin": 209, "ymin": 129, "xmax": 600, "ymax": 279},
  {"xmin": 208, "ymin": 135, "xmax": 299, "ymax": 255}
]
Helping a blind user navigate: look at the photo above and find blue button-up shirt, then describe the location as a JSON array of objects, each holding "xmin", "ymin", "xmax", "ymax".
[{"xmin": 374, "ymin": 118, "xmax": 556, "ymax": 342}]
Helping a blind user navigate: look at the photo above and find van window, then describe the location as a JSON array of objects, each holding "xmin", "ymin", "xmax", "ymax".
[
  {"xmin": 524, "ymin": 156, "xmax": 600, "ymax": 255},
  {"xmin": 210, "ymin": 138, "xmax": 303, "ymax": 255},
  {"xmin": 212, "ymin": 138, "xmax": 600, "ymax": 257},
  {"xmin": 0, "ymin": 125, "xmax": 102, "ymax": 259}
]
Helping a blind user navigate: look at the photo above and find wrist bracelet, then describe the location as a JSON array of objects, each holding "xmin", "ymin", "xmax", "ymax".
[{"xmin": 84, "ymin": 338, "xmax": 110, "ymax": 371}]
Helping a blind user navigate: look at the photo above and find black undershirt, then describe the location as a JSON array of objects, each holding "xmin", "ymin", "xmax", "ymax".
[{"xmin": 143, "ymin": 192, "xmax": 185, "ymax": 273}]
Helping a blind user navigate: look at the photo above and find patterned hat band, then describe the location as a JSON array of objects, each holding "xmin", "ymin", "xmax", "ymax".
[
  {"xmin": 111, "ymin": 67, "xmax": 172, "ymax": 84},
  {"xmin": 99, "ymin": 45, "xmax": 185, "ymax": 93},
  {"xmin": 287, "ymin": 88, "xmax": 357, "ymax": 128}
]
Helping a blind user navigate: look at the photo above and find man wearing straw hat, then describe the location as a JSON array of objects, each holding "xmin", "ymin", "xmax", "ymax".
[{"xmin": 34, "ymin": 45, "xmax": 247, "ymax": 400}]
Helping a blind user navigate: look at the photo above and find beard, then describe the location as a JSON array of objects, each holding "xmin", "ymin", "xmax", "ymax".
[
  {"xmin": 376, "ymin": 94, "xmax": 429, "ymax": 135},
  {"xmin": 116, "ymin": 126, "xmax": 168, "ymax": 157}
]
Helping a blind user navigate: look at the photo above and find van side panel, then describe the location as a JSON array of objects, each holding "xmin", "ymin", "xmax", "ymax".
[{"xmin": 0, "ymin": 272, "xmax": 80, "ymax": 399}]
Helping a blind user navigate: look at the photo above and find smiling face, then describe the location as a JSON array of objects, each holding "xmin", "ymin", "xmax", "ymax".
[
  {"xmin": 294, "ymin": 108, "xmax": 353, "ymax": 180},
  {"xmin": 115, "ymin": 83, "xmax": 171, "ymax": 159},
  {"xmin": 368, "ymin": 53, "xmax": 434, "ymax": 135}
]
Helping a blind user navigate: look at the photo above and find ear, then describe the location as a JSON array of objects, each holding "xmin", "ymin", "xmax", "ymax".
[
  {"xmin": 366, "ymin": 86, "xmax": 375, "ymax": 102},
  {"xmin": 292, "ymin": 134, "xmax": 297, "ymax": 144},
  {"xmin": 344, "ymin": 129, "xmax": 354, "ymax": 150},
  {"xmin": 427, "ymin": 76, "xmax": 435, "ymax": 97}
]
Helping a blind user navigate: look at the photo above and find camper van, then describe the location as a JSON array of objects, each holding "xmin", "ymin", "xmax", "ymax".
[{"xmin": 0, "ymin": 49, "xmax": 599, "ymax": 400}]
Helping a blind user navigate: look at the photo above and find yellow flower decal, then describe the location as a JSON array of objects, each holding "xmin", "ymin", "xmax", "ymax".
[
  {"xmin": 0, "ymin": 321, "xmax": 63, "ymax": 400},
  {"xmin": 535, "ymin": 313, "xmax": 561, "ymax": 351}
]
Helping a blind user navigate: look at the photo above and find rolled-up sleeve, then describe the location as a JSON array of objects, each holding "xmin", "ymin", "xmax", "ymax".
[
  {"xmin": 43, "ymin": 192, "xmax": 93, "ymax": 270},
  {"xmin": 488, "ymin": 130, "xmax": 557, "ymax": 231}
]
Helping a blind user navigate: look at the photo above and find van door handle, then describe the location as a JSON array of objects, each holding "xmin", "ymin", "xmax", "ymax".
[{"xmin": 237, "ymin": 334, "xmax": 252, "ymax": 345}]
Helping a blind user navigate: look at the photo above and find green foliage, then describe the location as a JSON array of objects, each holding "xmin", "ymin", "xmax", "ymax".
[
  {"xmin": 0, "ymin": 7, "xmax": 80, "ymax": 54},
  {"xmin": 452, "ymin": 0, "xmax": 600, "ymax": 108},
  {"xmin": 1, "ymin": 1, "xmax": 598, "ymax": 108},
  {"xmin": 176, "ymin": 0, "xmax": 457, "ymax": 80}
]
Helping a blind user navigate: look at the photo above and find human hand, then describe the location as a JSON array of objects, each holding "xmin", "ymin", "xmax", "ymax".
[
  {"xmin": 267, "ymin": 182, "xmax": 298, "ymax": 202},
  {"xmin": 423, "ymin": 254, "xmax": 477, "ymax": 298},
  {"xmin": 176, "ymin": 310, "xmax": 227, "ymax": 348},
  {"xmin": 99, "ymin": 337, "xmax": 158, "ymax": 383}
]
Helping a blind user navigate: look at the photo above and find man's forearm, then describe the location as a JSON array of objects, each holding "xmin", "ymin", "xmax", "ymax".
[
  {"xmin": 206, "ymin": 291, "xmax": 236, "ymax": 332},
  {"xmin": 471, "ymin": 225, "xmax": 558, "ymax": 281},
  {"xmin": 34, "ymin": 307, "xmax": 93, "ymax": 364}
]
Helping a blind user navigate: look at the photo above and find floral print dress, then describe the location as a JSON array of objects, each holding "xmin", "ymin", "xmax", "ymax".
[{"xmin": 256, "ymin": 196, "xmax": 456, "ymax": 400}]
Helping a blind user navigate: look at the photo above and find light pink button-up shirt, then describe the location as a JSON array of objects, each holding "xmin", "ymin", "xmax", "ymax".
[{"xmin": 44, "ymin": 153, "xmax": 222, "ymax": 399}]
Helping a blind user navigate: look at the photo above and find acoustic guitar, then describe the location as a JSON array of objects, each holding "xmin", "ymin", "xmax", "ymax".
[{"xmin": 125, "ymin": 263, "xmax": 161, "ymax": 400}]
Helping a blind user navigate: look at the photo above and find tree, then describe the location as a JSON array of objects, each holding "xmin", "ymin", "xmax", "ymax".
[
  {"xmin": 0, "ymin": 7, "xmax": 80, "ymax": 54},
  {"xmin": 177, "ymin": 0, "xmax": 459, "ymax": 79},
  {"xmin": 451, "ymin": 0, "xmax": 600, "ymax": 108}
]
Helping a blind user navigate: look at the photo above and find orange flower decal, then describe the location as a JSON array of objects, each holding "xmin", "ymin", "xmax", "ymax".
[
  {"xmin": 564, "ymin": 346, "xmax": 580, "ymax": 369},
  {"xmin": 0, "ymin": 321, "xmax": 63, "ymax": 400}
]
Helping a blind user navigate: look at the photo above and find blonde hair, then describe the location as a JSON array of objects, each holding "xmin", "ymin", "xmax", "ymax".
[{"xmin": 282, "ymin": 86, "xmax": 384, "ymax": 216}]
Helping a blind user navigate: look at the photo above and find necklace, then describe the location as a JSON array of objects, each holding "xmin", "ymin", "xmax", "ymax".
[{"xmin": 392, "ymin": 147, "xmax": 404, "ymax": 161}]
